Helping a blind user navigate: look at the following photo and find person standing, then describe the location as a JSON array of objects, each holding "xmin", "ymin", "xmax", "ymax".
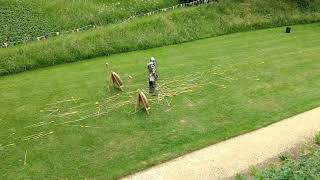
[{"xmin": 147, "ymin": 57, "xmax": 158, "ymax": 95}]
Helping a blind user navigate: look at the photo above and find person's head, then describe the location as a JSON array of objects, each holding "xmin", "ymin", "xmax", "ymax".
[{"xmin": 150, "ymin": 57, "xmax": 156, "ymax": 63}]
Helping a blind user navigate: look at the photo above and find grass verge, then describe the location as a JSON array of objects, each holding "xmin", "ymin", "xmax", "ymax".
[
  {"xmin": 1, "ymin": 0, "xmax": 320, "ymax": 75},
  {"xmin": 254, "ymin": 134, "xmax": 320, "ymax": 180},
  {"xmin": 0, "ymin": 23, "xmax": 320, "ymax": 179}
]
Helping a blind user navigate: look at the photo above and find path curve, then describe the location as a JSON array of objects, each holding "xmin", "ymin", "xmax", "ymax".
[{"xmin": 123, "ymin": 107, "xmax": 320, "ymax": 180}]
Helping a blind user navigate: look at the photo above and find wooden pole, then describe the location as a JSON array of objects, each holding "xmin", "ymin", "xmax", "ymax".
[
  {"xmin": 106, "ymin": 63, "xmax": 111, "ymax": 91},
  {"xmin": 128, "ymin": 75, "xmax": 133, "ymax": 92}
]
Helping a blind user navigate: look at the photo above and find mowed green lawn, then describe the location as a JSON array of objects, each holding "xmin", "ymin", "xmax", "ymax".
[{"xmin": 0, "ymin": 23, "xmax": 320, "ymax": 179}]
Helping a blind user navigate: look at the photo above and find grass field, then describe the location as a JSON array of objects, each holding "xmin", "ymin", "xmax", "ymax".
[
  {"xmin": 1, "ymin": 0, "xmax": 320, "ymax": 76},
  {"xmin": 0, "ymin": 23, "xmax": 320, "ymax": 179},
  {"xmin": 0, "ymin": 0, "xmax": 177, "ymax": 42}
]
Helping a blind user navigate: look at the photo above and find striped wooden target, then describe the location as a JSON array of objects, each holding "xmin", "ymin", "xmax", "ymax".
[
  {"xmin": 110, "ymin": 71, "xmax": 124, "ymax": 91},
  {"xmin": 136, "ymin": 91, "xmax": 150, "ymax": 114}
]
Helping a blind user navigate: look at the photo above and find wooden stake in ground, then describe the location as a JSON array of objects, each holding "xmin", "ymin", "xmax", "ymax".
[
  {"xmin": 106, "ymin": 63, "xmax": 124, "ymax": 91},
  {"xmin": 136, "ymin": 91, "xmax": 151, "ymax": 114},
  {"xmin": 106, "ymin": 63, "xmax": 111, "ymax": 91},
  {"xmin": 24, "ymin": 150, "xmax": 27, "ymax": 165}
]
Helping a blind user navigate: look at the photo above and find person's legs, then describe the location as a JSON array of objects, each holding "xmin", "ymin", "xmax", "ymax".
[
  {"xmin": 149, "ymin": 81, "xmax": 156, "ymax": 95},
  {"xmin": 153, "ymin": 81, "xmax": 156, "ymax": 95},
  {"xmin": 149, "ymin": 81, "xmax": 154, "ymax": 94}
]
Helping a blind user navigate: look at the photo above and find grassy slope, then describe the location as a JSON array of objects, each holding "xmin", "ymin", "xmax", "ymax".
[
  {"xmin": 0, "ymin": 0, "xmax": 177, "ymax": 42},
  {"xmin": 1, "ymin": 0, "xmax": 320, "ymax": 75},
  {"xmin": 0, "ymin": 24, "xmax": 320, "ymax": 179}
]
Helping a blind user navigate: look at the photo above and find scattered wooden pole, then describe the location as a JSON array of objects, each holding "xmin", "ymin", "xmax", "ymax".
[
  {"xmin": 24, "ymin": 150, "xmax": 27, "ymax": 165},
  {"xmin": 106, "ymin": 63, "xmax": 111, "ymax": 91},
  {"xmin": 128, "ymin": 75, "xmax": 133, "ymax": 92},
  {"xmin": 136, "ymin": 91, "xmax": 150, "ymax": 114}
]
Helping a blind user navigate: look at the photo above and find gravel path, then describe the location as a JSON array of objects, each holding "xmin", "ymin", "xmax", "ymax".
[{"xmin": 123, "ymin": 107, "xmax": 320, "ymax": 180}]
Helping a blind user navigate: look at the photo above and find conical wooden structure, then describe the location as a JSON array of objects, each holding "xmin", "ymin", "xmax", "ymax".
[
  {"xmin": 136, "ymin": 91, "xmax": 150, "ymax": 114},
  {"xmin": 106, "ymin": 63, "xmax": 124, "ymax": 91}
]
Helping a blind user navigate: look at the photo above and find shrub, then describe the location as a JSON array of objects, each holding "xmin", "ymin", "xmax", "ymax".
[
  {"xmin": 292, "ymin": 0, "xmax": 320, "ymax": 11},
  {"xmin": 255, "ymin": 148, "xmax": 320, "ymax": 179},
  {"xmin": 292, "ymin": 0, "xmax": 314, "ymax": 9}
]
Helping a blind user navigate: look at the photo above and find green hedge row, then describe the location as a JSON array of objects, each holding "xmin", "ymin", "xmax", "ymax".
[{"xmin": 1, "ymin": 0, "xmax": 320, "ymax": 76}]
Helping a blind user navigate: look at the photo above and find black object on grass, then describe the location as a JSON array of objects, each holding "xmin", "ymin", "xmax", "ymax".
[{"xmin": 286, "ymin": 27, "xmax": 291, "ymax": 33}]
